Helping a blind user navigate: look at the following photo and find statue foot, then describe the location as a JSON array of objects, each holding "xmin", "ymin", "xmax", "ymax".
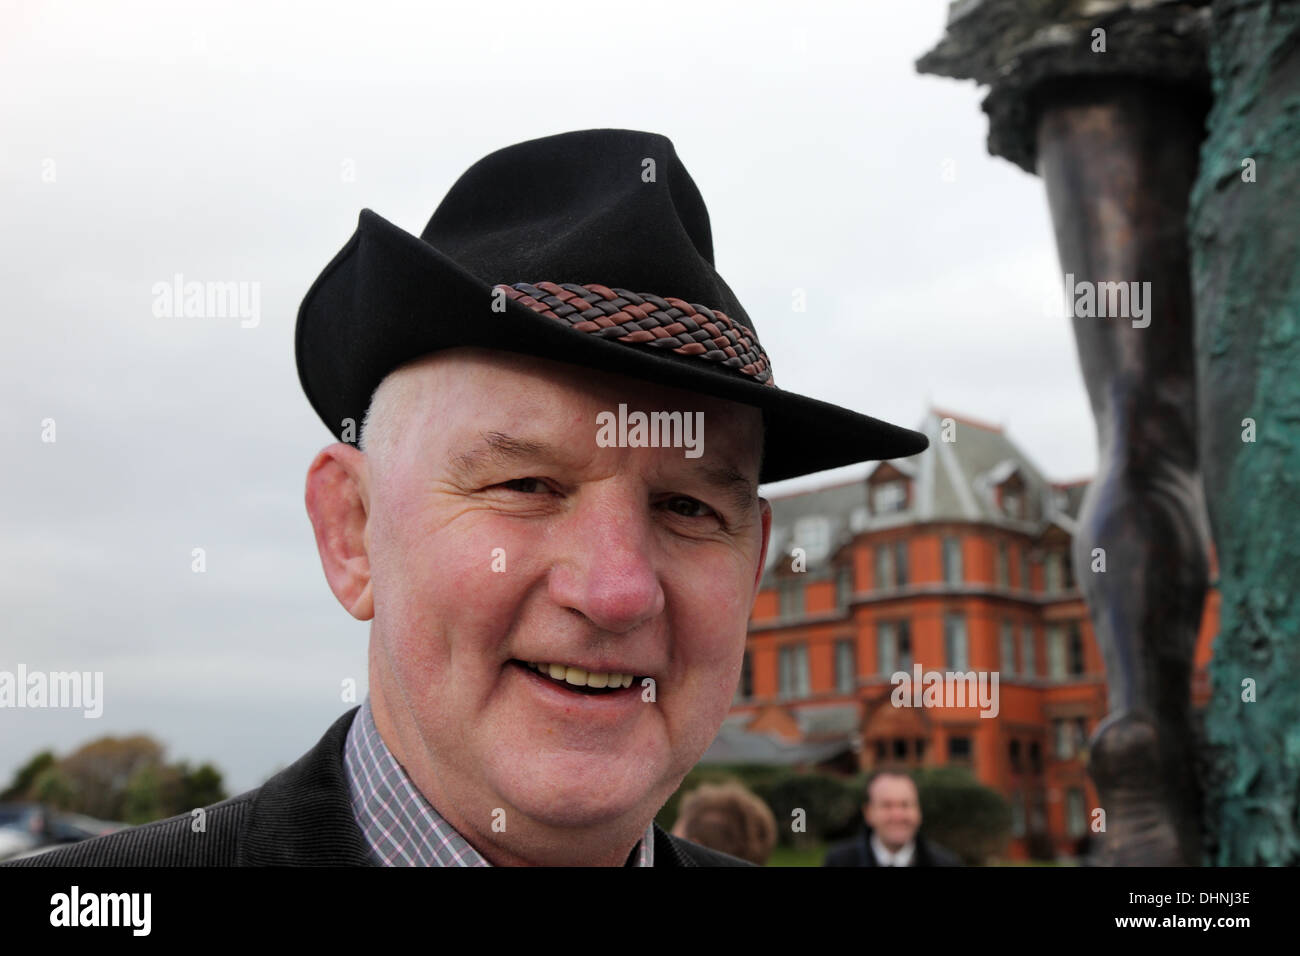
[{"xmin": 1086, "ymin": 711, "xmax": 1188, "ymax": 866}]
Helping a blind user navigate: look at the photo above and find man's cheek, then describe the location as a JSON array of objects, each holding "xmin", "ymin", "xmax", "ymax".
[
  {"xmin": 681, "ymin": 584, "xmax": 749, "ymax": 663},
  {"xmin": 420, "ymin": 523, "xmax": 539, "ymax": 633}
]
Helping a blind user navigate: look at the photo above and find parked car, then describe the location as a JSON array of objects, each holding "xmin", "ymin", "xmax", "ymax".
[
  {"xmin": 0, "ymin": 803, "xmax": 49, "ymax": 861},
  {"xmin": 0, "ymin": 803, "xmax": 125, "ymax": 861}
]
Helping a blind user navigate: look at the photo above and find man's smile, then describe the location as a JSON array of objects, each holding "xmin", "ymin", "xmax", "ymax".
[
  {"xmin": 505, "ymin": 659, "xmax": 654, "ymax": 722},
  {"xmin": 512, "ymin": 659, "xmax": 642, "ymax": 693}
]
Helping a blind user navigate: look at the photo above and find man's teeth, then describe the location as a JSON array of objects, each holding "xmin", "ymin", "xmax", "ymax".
[{"xmin": 527, "ymin": 662, "xmax": 634, "ymax": 689}]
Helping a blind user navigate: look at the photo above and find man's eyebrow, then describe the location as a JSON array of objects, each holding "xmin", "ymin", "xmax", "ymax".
[
  {"xmin": 447, "ymin": 431, "xmax": 559, "ymax": 484},
  {"xmin": 694, "ymin": 463, "xmax": 760, "ymax": 517}
]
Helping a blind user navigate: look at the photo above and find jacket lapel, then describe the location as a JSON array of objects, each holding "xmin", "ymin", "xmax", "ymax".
[
  {"xmin": 652, "ymin": 821, "xmax": 694, "ymax": 867},
  {"xmin": 238, "ymin": 707, "xmax": 373, "ymax": 866}
]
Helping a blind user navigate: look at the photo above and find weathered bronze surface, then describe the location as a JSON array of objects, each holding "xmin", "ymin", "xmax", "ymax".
[{"xmin": 1188, "ymin": 0, "xmax": 1300, "ymax": 867}]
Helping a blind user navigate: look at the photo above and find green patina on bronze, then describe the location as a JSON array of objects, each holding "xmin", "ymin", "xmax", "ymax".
[{"xmin": 1188, "ymin": 0, "xmax": 1300, "ymax": 866}]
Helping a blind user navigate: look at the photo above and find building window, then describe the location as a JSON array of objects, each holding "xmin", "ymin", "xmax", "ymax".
[
  {"xmin": 1000, "ymin": 621, "xmax": 1016, "ymax": 677},
  {"xmin": 874, "ymin": 740, "xmax": 886, "ymax": 761},
  {"xmin": 1062, "ymin": 550, "xmax": 1076, "ymax": 590},
  {"xmin": 873, "ymin": 480, "xmax": 907, "ymax": 514},
  {"xmin": 942, "ymin": 536, "xmax": 963, "ymax": 585},
  {"xmin": 875, "ymin": 544, "xmax": 895, "ymax": 590},
  {"xmin": 1029, "ymin": 741, "xmax": 1042, "ymax": 774},
  {"xmin": 1068, "ymin": 623, "xmax": 1085, "ymax": 676},
  {"xmin": 944, "ymin": 613, "xmax": 968, "ymax": 670},
  {"xmin": 1002, "ymin": 489, "xmax": 1023, "ymax": 519},
  {"xmin": 1021, "ymin": 625, "xmax": 1036, "ymax": 678},
  {"xmin": 734, "ymin": 651, "xmax": 753, "ymax": 703},
  {"xmin": 893, "ymin": 738, "xmax": 909, "ymax": 760},
  {"xmin": 915, "ymin": 738, "xmax": 927, "ymax": 762},
  {"xmin": 777, "ymin": 644, "xmax": 810, "ymax": 700},
  {"xmin": 1020, "ymin": 551, "xmax": 1032, "ymax": 592},
  {"xmin": 894, "ymin": 539, "xmax": 908, "ymax": 586},
  {"xmin": 793, "ymin": 516, "xmax": 830, "ymax": 561},
  {"xmin": 995, "ymin": 542, "xmax": 1009, "ymax": 588},
  {"xmin": 877, "ymin": 620, "xmax": 912, "ymax": 675},
  {"xmin": 1066, "ymin": 788, "xmax": 1087, "ymax": 838},
  {"xmin": 1047, "ymin": 626, "xmax": 1067, "ymax": 680},
  {"xmin": 1054, "ymin": 719, "xmax": 1073, "ymax": 759},
  {"xmin": 947, "ymin": 736, "xmax": 971, "ymax": 762},
  {"xmin": 1074, "ymin": 717, "xmax": 1089, "ymax": 756},
  {"xmin": 1045, "ymin": 552, "xmax": 1063, "ymax": 594},
  {"xmin": 878, "ymin": 621, "xmax": 896, "ymax": 676},
  {"xmin": 1010, "ymin": 790, "xmax": 1026, "ymax": 838},
  {"xmin": 779, "ymin": 579, "xmax": 804, "ymax": 620},
  {"xmin": 836, "ymin": 564, "xmax": 854, "ymax": 608},
  {"xmin": 1030, "ymin": 791, "xmax": 1047, "ymax": 833},
  {"xmin": 834, "ymin": 639, "xmax": 856, "ymax": 694},
  {"xmin": 1009, "ymin": 739, "xmax": 1022, "ymax": 773}
]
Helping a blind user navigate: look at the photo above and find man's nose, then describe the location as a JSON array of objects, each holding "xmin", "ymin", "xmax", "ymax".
[{"xmin": 547, "ymin": 491, "xmax": 666, "ymax": 635}]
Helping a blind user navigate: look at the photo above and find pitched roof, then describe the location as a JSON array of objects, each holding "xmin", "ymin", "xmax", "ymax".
[{"xmin": 761, "ymin": 408, "xmax": 1087, "ymax": 583}]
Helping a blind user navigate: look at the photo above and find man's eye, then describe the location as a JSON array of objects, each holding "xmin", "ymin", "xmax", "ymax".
[
  {"xmin": 497, "ymin": 477, "xmax": 550, "ymax": 494},
  {"xmin": 664, "ymin": 496, "xmax": 717, "ymax": 520}
]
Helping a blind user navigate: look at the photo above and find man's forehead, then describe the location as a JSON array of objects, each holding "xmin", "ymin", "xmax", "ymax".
[
  {"xmin": 399, "ymin": 347, "xmax": 753, "ymax": 410},
  {"xmin": 871, "ymin": 776, "xmax": 918, "ymax": 798},
  {"xmin": 392, "ymin": 348, "xmax": 765, "ymax": 459}
]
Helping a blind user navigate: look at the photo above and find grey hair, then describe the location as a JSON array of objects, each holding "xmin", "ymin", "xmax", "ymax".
[{"xmin": 357, "ymin": 369, "xmax": 419, "ymax": 467}]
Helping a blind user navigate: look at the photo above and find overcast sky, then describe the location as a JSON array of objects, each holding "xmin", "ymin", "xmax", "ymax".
[{"xmin": 0, "ymin": 0, "xmax": 1096, "ymax": 796}]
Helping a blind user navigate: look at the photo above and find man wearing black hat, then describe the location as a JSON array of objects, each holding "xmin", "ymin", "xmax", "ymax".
[{"xmin": 8, "ymin": 129, "xmax": 927, "ymax": 867}]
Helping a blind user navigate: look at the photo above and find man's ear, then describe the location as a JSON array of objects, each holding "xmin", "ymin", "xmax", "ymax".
[
  {"xmin": 305, "ymin": 442, "xmax": 374, "ymax": 621},
  {"xmin": 753, "ymin": 497, "xmax": 773, "ymax": 594}
]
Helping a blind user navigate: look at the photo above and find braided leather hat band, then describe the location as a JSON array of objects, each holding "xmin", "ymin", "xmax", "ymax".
[{"xmin": 496, "ymin": 281, "xmax": 776, "ymax": 387}]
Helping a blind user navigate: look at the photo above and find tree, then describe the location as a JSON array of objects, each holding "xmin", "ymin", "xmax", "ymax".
[
  {"xmin": 1, "ymin": 750, "xmax": 56, "ymax": 801},
  {"xmin": 3, "ymin": 737, "xmax": 228, "ymax": 824}
]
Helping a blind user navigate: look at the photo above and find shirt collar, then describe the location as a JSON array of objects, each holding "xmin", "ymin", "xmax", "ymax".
[
  {"xmin": 343, "ymin": 695, "xmax": 654, "ymax": 866},
  {"xmin": 870, "ymin": 832, "xmax": 916, "ymax": 867}
]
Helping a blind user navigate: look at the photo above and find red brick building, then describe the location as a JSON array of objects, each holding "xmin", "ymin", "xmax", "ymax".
[{"xmin": 714, "ymin": 408, "xmax": 1219, "ymax": 861}]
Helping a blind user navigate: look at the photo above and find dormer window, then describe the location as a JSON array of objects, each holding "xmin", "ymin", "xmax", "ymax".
[
  {"xmin": 868, "ymin": 463, "xmax": 912, "ymax": 516},
  {"xmin": 793, "ymin": 516, "xmax": 831, "ymax": 561},
  {"xmin": 1002, "ymin": 489, "xmax": 1023, "ymax": 519},
  {"xmin": 997, "ymin": 470, "xmax": 1027, "ymax": 519},
  {"xmin": 873, "ymin": 480, "xmax": 907, "ymax": 514}
]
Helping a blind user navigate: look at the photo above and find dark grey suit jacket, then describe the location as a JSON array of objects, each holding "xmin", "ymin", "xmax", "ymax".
[
  {"xmin": 4, "ymin": 708, "xmax": 750, "ymax": 867},
  {"xmin": 822, "ymin": 822, "xmax": 963, "ymax": 867}
]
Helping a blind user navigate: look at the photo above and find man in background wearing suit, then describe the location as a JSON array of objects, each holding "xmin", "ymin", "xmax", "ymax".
[{"xmin": 823, "ymin": 770, "xmax": 962, "ymax": 867}]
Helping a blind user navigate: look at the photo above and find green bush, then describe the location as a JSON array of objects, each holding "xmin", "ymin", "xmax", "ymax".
[{"xmin": 911, "ymin": 766, "xmax": 1012, "ymax": 865}]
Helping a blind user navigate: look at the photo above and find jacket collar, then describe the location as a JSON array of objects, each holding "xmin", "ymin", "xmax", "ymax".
[
  {"xmin": 859, "ymin": 822, "xmax": 931, "ymax": 867},
  {"xmin": 238, "ymin": 707, "xmax": 372, "ymax": 865},
  {"xmin": 237, "ymin": 707, "xmax": 693, "ymax": 866}
]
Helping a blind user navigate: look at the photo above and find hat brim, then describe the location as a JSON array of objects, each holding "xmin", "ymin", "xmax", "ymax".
[{"xmin": 296, "ymin": 209, "xmax": 929, "ymax": 485}]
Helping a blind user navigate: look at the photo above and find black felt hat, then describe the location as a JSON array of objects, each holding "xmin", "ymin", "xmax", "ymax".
[{"xmin": 295, "ymin": 128, "xmax": 927, "ymax": 483}]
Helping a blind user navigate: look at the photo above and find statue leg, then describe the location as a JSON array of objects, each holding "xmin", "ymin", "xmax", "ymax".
[{"xmin": 1037, "ymin": 80, "xmax": 1212, "ymax": 865}]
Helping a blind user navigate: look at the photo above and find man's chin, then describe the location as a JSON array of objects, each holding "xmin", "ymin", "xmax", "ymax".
[{"xmin": 488, "ymin": 757, "xmax": 665, "ymax": 830}]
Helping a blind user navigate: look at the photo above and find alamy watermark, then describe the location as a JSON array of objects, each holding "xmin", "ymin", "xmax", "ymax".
[
  {"xmin": 890, "ymin": 664, "xmax": 999, "ymax": 718},
  {"xmin": 0, "ymin": 664, "xmax": 103, "ymax": 718},
  {"xmin": 595, "ymin": 403, "xmax": 704, "ymax": 459},
  {"xmin": 1053, "ymin": 272, "xmax": 1151, "ymax": 328},
  {"xmin": 151, "ymin": 273, "xmax": 260, "ymax": 328}
]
